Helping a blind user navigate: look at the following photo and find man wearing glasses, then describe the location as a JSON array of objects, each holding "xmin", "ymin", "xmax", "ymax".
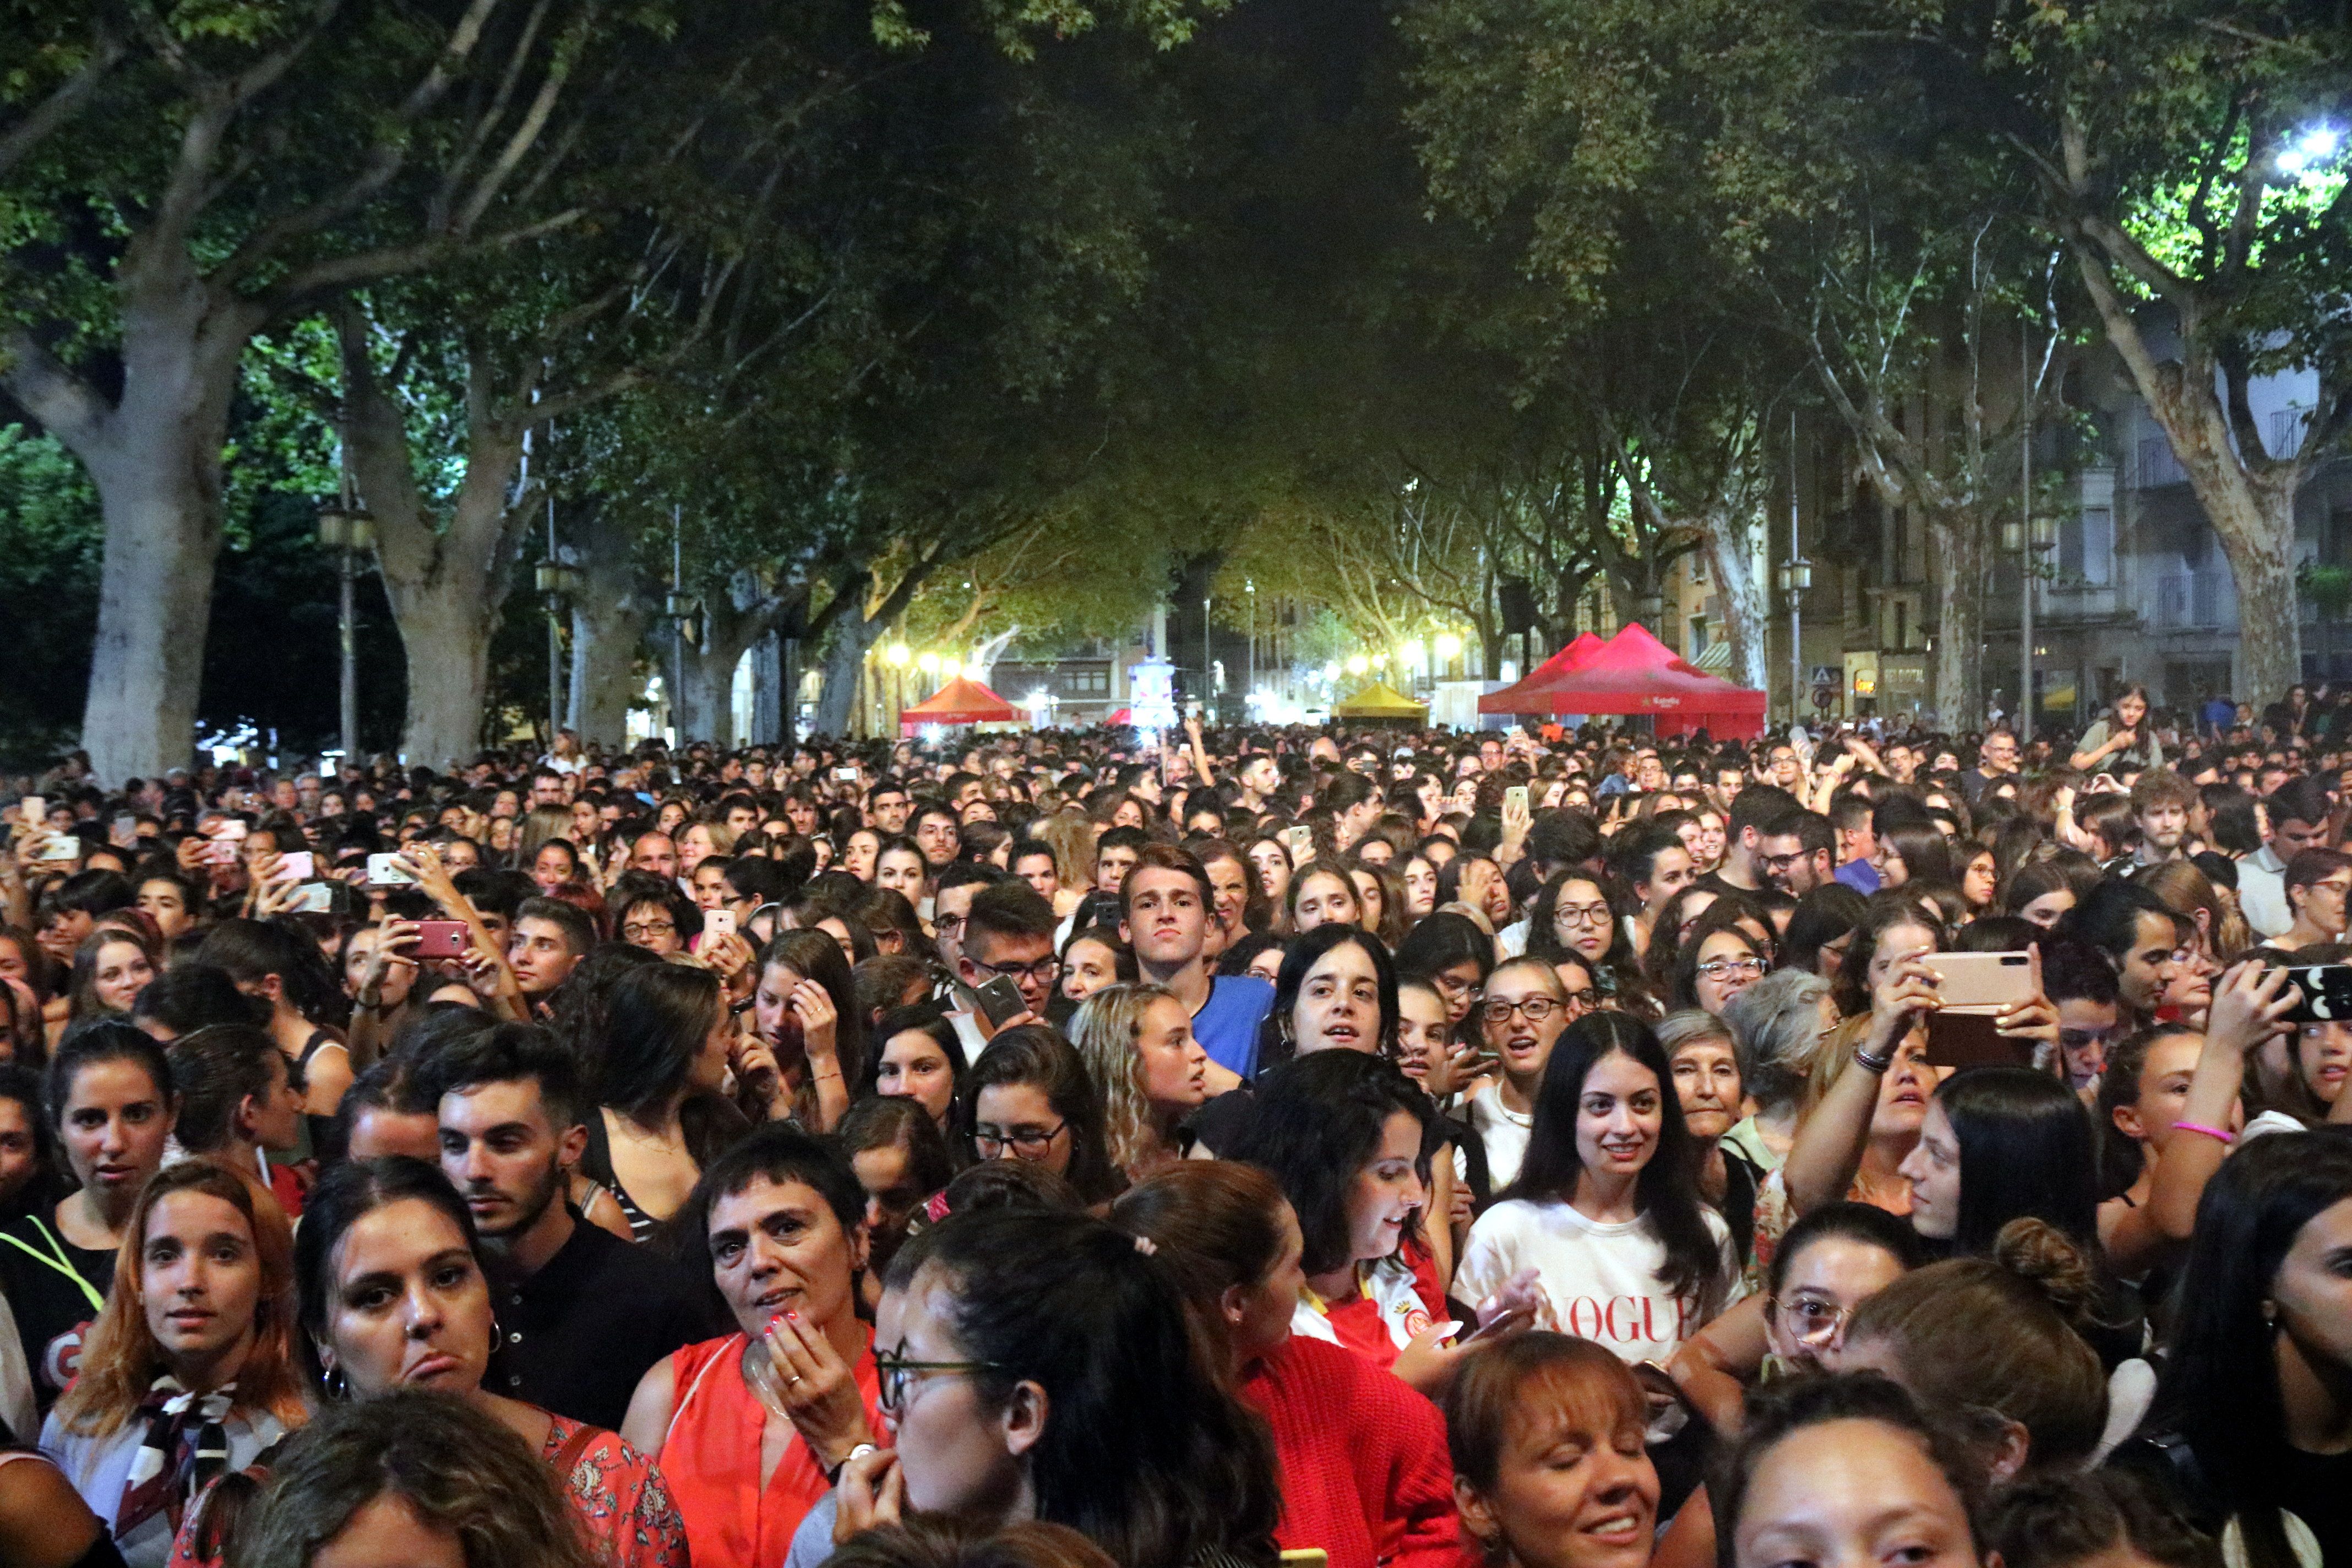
[
  {"xmin": 1959, "ymin": 728, "xmax": 2022, "ymax": 806},
  {"xmin": 953, "ymin": 880, "xmax": 1062, "ymax": 1033}
]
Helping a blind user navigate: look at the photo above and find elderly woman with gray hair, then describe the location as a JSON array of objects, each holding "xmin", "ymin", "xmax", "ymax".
[
  {"xmin": 1718, "ymin": 967, "xmax": 1841, "ymax": 1177},
  {"xmin": 1657, "ymin": 1009, "xmax": 1763, "ymax": 1267}
]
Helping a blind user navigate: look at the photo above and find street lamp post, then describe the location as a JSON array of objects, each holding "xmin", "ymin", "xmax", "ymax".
[
  {"xmin": 1245, "ymin": 580, "xmax": 1255, "ymax": 704},
  {"xmin": 534, "ymin": 558, "xmax": 581, "ymax": 745},
  {"xmin": 315, "ymin": 503, "xmax": 375, "ymax": 763},
  {"xmin": 1779, "ymin": 411, "xmax": 1809, "ymax": 726}
]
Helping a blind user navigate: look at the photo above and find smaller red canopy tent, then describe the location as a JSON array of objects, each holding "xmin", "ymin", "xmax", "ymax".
[
  {"xmin": 1479, "ymin": 623, "xmax": 1767, "ymax": 739},
  {"xmin": 900, "ymin": 676, "xmax": 1020, "ymax": 734}
]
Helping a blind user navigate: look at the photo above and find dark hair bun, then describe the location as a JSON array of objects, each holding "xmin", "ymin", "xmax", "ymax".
[{"xmin": 1992, "ymin": 1217, "xmax": 2099, "ymax": 1326}]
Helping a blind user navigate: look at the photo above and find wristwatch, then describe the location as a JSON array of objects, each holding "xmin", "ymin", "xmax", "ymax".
[{"xmin": 826, "ymin": 1442, "xmax": 878, "ymax": 1485}]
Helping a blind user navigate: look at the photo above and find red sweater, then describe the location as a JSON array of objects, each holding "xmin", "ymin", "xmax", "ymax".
[{"xmin": 1239, "ymin": 1334, "xmax": 1460, "ymax": 1568}]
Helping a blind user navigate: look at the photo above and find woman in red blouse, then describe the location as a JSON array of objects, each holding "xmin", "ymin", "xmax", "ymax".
[
  {"xmin": 622, "ymin": 1125, "xmax": 885, "ymax": 1568},
  {"xmin": 1114, "ymin": 1162, "xmax": 1461, "ymax": 1568}
]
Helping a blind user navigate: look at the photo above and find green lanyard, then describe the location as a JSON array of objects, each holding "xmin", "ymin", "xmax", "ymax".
[{"xmin": 0, "ymin": 1217, "xmax": 106, "ymax": 1313}]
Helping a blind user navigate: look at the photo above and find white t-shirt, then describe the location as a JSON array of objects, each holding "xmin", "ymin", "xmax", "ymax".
[
  {"xmin": 1467, "ymin": 1082, "xmax": 1533, "ymax": 1189},
  {"xmin": 1454, "ymin": 1196, "xmax": 1744, "ymax": 1366}
]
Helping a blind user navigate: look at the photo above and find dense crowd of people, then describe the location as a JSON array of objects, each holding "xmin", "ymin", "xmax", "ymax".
[{"xmin": 0, "ymin": 685, "xmax": 2345, "ymax": 1568}]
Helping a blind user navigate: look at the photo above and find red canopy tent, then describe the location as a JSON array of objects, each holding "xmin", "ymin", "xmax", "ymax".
[
  {"xmin": 1476, "ymin": 631, "xmax": 1607, "ymax": 716},
  {"xmin": 1478, "ymin": 623, "xmax": 1767, "ymax": 739},
  {"xmin": 900, "ymin": 676, "xmax": 1020, "ymax": 734}
]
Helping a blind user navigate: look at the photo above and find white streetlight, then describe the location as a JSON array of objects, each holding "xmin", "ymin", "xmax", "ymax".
[{"xmin": 1434, "ymin": 631, "xmax": 1463, "ymax": 663}]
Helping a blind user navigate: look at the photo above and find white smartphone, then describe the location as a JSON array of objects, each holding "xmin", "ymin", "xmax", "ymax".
[
  {"xmin": 1505, "ymin": 784, "xmax": 1529, "ymax": 815},
  {"xmin": 275, "ymin": 851, "xmax": 314, "ymax": 881},
  {"xmin": 704, "ymin": 908, "xmax": 737, "ymax": 938},
  {"xmin": 17, "ymin": 797, "xmax": 42, "ymax": 829},
  {"xmin": 39, "ymin": 835, "xmax": 79, "ymax": 862},
  {"xmin": 288, "ymin": 883, "xmax": 334, "ymax": 913},
  {"xmin": 212, "ymin": 819, "xmax": 248, "ymax": 841},
  {"xmin": 367, "ymin": 853, "xmax": 417, "ymax": 886}
]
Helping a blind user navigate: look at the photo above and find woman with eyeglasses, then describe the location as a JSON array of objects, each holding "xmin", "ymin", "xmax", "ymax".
[
  {"xmin": 810, "ymin": 1207, "xmax": 1280, "ymax": 1568},
  {"xmin": 1456, "ymin": 1012, "xmax": 1743, "ymax": 1369},
  {"xmin": 1667, "ymin": 909, "xmax": 1767, "ymax": 1019},
  {"xmin": 1526, "ymin": 873, "xmax": 1651, "ymax": 1014},
  {"xmin": 1464, "ymin": 960, "xmax": 1575, "ymax": 1191},
  {"xmin": 1666, "ymin": 1201, "xmax": 1922, "ymax": 1431},
  {"xmin": 952, "ymin": 1027, "xmax": 1121, "ymax": 1207},
  {"xmin": 623, "ymin": 1126, "xmax": 883, "ymax": 1568}
]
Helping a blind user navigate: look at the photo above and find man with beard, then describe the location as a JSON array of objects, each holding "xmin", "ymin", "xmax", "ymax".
[{"xmin": 429, "ymin": 1025, "xmax": 721, "ymax": 1429}]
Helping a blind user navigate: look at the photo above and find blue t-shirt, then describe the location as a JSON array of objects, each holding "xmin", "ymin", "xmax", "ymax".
[
  {"xmin": 1193, "ymin": 975, "xmax": 1277, "ymax": 1079},
  {"xmin": 1834, "ymin": 858, "xmax": 1881, "ymax": 895}
]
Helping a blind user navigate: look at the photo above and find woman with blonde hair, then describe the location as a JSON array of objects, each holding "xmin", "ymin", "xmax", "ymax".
[
  {"xmin": 1069, "ymin": 983, "xmax": 1210, "ymax": 1182},
  {"xmin": 515, "ymin": 804, "xmax": 576, "ymax": 865},
  {"xmin": 1032, "ymin": 814, "xmax": 1099, "ymax": 903},
  {"xmin": 43, "ymin": 1161, "xmax": 307, "ymax": 1565}
]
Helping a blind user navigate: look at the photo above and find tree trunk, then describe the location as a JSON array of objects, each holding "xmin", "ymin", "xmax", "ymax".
[
  {"xmin": 815, "ymin": 614, "xmax": 880, "ymax": 738},
  {"xmin": 337, "ymin": 314, "xmax": 531, "ymax": 771},
  {"xmin": 384, "ymin": 576, "xmax": 498, "ymax": 766},
  {"xmin": 2072, "ymin": 258, "xmax": 2302, "ymax": 704},
  {"xmin": 1703, "ymin": 505, "xmax": 1772, "ymax": 693},
  {"xmin": 676, "ymin": 572, "xmax": 786, "ymax": 744},
  {"xmin": 1926, "ymin": 505, "xmax": 1987, "ymax": 730},
  {"xmin": 565, "ymin": 501, "xmax": 651, "ymax": 747},
  {"xmin": 3, "ymin": 263, "xmax": 259, "ymax": 784}
]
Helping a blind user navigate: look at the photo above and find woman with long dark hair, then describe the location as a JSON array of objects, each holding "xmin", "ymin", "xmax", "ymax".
[
  {"xmin": 1254, "ymin": 924, "xmax": 1399, "ymax": 1072},
  {"xmin": 1111, "ymin": 1162, "xmax": 1457, "ymax": 1568},
  {"xmin": 1898, "ymin": 1067, "xmax": 2101, "ymax": 1259},
  {"xmin": 1228, "ymin": 1053, "xmax": 1453, "ymax": 1391},
  {"xmin": 1456, "ymin": 1012, "xmax": 1738, "ymax": 1366},
  {"xmin": 193, "ymin": 921, "xmax": 347, "ymax": 1119},
  {"xmin": 953, "ymin": 1027, "xmax": 1120, "ymax": 1207},
  {"xmin": 2121, "ymin": 1129, "xmax": 2352, "ymax": 1568},
  {"xmin": 176, "ymin": 1157, "xmax": 680, "ymax": 1568},
  {"xmin": 579, "ymin": 965, "xmax": 749, "ymax": 1242},
  {"xmin": 1, "ymin": 1026, "xmax": 176, "ymax": 1418},
  {"xmin": 826, "ymin": 1206, "xmax": 1281, "ymax": 1568}
]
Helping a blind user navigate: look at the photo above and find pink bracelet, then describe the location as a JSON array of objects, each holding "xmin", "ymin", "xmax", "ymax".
[{"xmin": 2171, "ymin": 1120, "xmax": 2235, "ymax": 1146}]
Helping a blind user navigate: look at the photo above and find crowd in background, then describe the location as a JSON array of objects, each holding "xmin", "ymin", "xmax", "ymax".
[{"xmin": 0, "ymin": 681, "xmax": 2344, "ymax": 1568}]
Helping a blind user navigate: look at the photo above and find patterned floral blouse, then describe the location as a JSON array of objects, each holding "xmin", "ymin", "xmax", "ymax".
[{"xmin": 167, "ymin": 1409, "xmax": 685, "ymax": 1568}]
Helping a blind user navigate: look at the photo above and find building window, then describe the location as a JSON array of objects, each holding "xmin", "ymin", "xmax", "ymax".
[{"xmin": 2061, "ymin": 507, "xmax": 2112, "ymax": 584}]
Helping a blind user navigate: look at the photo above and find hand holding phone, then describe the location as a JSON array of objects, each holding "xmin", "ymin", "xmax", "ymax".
[
  {"xmin": 974, "ymin": 975, "xmax": 1027, "ymax": 1029},
  {"xmin": 413, "ymin": 920, "xmax": 471, "ymax": 959}
]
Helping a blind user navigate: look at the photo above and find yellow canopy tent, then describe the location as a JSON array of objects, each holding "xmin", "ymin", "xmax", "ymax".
[{"xmin": 1332, "ymin": 681, "xmax": 1428, "ymax": 721}]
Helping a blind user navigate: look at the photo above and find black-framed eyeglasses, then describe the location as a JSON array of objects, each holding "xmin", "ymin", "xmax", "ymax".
[
  {"xmin": 973, "ymin": 1120, "xmax": 1066, "ymax": 1158},
  {"xmin": 1480, "ymin": 997, "xmax": 1561, "ymax": 1025},
  {"xmin": 875, "ymin": 1348, "xmax": 1004, "ymax": 1415},
  {"xmin": 967, "ymin": 955, "xmax": 1060, "ymax": 987}
]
